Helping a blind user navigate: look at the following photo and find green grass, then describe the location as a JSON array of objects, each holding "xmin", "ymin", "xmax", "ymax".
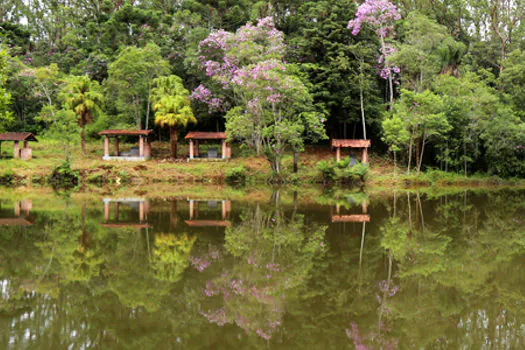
[{"xmin": 0, "ymin": 138, "xmax": 523, "ymax": 188}]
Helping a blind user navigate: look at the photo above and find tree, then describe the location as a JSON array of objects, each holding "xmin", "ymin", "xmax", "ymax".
[
  {"xmin": 151, "ymin": 75, "xmax": 197, "ymax": 160},
  {"xmin": 59, "ymin": 75, "xmax": 104, "ymax": 155},
  {"xmin": 106, "ymin": 43, "xmax": 170, "ymax": 129},
  {"xmin": 195, "ymin": 17, "xmax": 327, "ymax": 173},
  {"xmin": 389, "ymin": 89, "xmax": 450, "ymax": 174},
  {"xmin": 0, "ymin": 47, "xmax": 14, "ymax": 132},
  {"xmin": 348, "ymin": 0, "xmax": 401, "ymax": 104},
  {"xmin": 381, "ymin": 113, "xmax": 409, "ymax": 177}
]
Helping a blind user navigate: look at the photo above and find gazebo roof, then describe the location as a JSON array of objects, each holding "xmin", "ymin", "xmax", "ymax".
[
  {"xmin": 0, "ymin": 132, "xmax": 38, "ymax": 142},
  {"xmin": 185, "ymin": 132, "xmax": 227, "ymax": 140},
  {"xmin": 331, "ymin": 139, "xmax": 371, "ymax": 148},
  {"xmin": 99, "ymin": 130, "xmax": 153, "ymax": 136}
]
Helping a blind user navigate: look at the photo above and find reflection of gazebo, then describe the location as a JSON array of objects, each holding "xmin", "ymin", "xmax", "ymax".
[
  {"xmin": 185, "ymin": 132, "xmax": 231, "ymax": 160},
  {"xmin": 99, "ymin": 130, "xmax": 153, "ymax": 161},
  {"xmin": 102, "ymin": 198, "xmax": 151, "ymax": 228},
  {"xmin": 331, "ymin": 202, "xmax": 370, "ymax": 223},
  {"xmin": 331, "ymin": 139, "xmax": 371, "ymax": 164},
  {"xmin": 185, "ymin": 199, "xmax": 231, "ymax": 227},
  {"xmin": 0, "ymin": 132, "xmax": 38, "ymax": 160},
  {"xmin": 0, "ymin": 199, "xmax": 34, "ymax": 226}
]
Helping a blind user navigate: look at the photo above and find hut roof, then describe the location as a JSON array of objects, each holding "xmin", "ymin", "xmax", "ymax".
[
  {"xmin": 331, "ymin": 139, "xmax": 371, "ymax": 148},
  {"xmin": 0, "ymin": 132, "xmax": 38, "ymax": 142},
  {"xmin": 185, "ymin": 132, "xmax": 227, "ymax": 140},
  {"xmin": 98, "ymin": 130, "xmax": 153, "ymax": 136}
]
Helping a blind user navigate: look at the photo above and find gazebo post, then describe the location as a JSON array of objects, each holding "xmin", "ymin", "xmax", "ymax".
[
  {"xmin": 13, "ymin": 141, "xmax": 20, "ymax": 159},
  {"xmin": 336, "ymin": 146, "xmax": 341, "ymax": 162},
  {"xmin": 114, "ymin": 137, "xmax": 119, "ymax": 156},
  {"xmin": 362, "ymin": 147, "xmax": 369, "ymax": 164},
  {"xmin": 189, "ymin": 139, "xmax": 194, "ymax": 159},
  {"xmin": 139, "ymin": 136, "xmax": 144, "ymax": 158},
  {"xmin": 195, "ymin": 140, "xmax": 199, "ymax": 157},
  {"xmin": 222, "ymin": 200, "xmax": 227, "ymax": 220},
  {"xmin": 221, "ymin": 140, "xmax": 226, "ymax": 159},
  {"xmin": 103, "ymin": 136, "xmax": 110, "ymax": 158}
]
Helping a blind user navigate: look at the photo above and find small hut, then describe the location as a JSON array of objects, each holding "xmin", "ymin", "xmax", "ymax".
[
  {"xmin": 331, "ymin": 139, "xmax": 371, "ymax": 164},
  {"xmin": 98, "ymin": 130, "xmax": 153, "ymax": 161},
  {"xmin": 185, "ymin": 132, "xmax": 231, "ymax": 160},
  {"xmin": 0, "ymin": 132, "xmax": 38, "ymax": 160}
]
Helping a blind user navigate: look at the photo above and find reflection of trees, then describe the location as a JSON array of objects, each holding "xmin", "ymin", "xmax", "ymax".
[
  {"xmin": 201, "ymin": 195, "xmax": 327, "ymax": 341},
  {"xmin": 152, "ymin": 233, "xmax": 195, "ymax": 282}
]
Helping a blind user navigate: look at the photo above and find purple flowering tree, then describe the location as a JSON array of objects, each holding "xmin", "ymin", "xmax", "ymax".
[
  {"xmin": 193, "ymin": 18, "xmax": 327, "ymax": 174},
  {"xmin": 348, "ymin": 0, "xmax": 401, "ymax": 104}
]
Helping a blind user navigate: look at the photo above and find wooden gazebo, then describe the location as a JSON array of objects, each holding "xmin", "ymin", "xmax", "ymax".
[
  {"xmin": 0, "ymin": 132, "xmax": 38, "ymax": 160},
  {"xmin": 331, "ymin": 139, "xmax": 371, "ymax": 164},
  {"xmin": 99, "ymin": 130, "xmax": 153, "ymax": 161},
  {"xmin": 185, "ymin": 132, "xmax": 231, "ymax": 160}
]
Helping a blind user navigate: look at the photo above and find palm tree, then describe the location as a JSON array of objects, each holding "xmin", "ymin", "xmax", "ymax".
[
  {"xmin": 59, "ymin": 75, "xmax": 104, "ymax": 155},
  {"xmin": 151, "ymin": 75, "xmax": 197, "ymax": 160}
]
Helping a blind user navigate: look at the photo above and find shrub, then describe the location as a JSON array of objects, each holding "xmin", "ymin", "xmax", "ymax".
[
  {"xmin": 225, "ymin": 165, "xmax": 246, "ymax": 184},
  {"xmin": 317, "ymin": 157, "xmax": 369, "ymax": 185},
  {"xmin": 49, "ymin": 160, "xmax": 79, "ymax": 187}
]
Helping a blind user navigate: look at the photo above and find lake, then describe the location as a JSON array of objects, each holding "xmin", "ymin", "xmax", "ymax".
[{"xmin": 0, "ymin": 186, "xmax": 523, "ymax": 349}]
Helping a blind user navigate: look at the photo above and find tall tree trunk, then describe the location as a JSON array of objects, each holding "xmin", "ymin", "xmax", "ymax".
[
  {"xmin": 360, "ymin": 80, "xmax": 367, "ymax": 139},
  {"xmin": 145, "ymin": 97, "xmax": 150, "ymax": 130},
  {"xmin": 169, "ymin": 125, "xmax": 178, "ymax": 160},
  {"xmin": 80, "ymin": 123, "xmax": 86, "ymax": 155},
  {"xmin": 293, "ymin": 151, "xmax": 298, "ymax": 173},
  {"xmin": 407, "ymin": 136, "xmax": 413, "ymax": 174},
  {"xmin": 417, "ymin": 133, "xmax": 426, "ymax": 175}
]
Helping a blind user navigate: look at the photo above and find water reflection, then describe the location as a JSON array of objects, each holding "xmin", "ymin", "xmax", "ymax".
[{"xmin": 0, "ymin": 189, "xmax": 523, "ymax": 349}]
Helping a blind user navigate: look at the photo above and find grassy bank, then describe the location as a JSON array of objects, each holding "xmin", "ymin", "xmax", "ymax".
[{"xmin": 0, "ymin": 139, "xmax": 523, "ymax": 188}]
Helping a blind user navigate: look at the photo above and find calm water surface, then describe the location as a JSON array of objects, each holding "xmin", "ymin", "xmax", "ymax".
[{"xmin": 0, "ymin": 187, "xmax": 523, "ymax": 349}]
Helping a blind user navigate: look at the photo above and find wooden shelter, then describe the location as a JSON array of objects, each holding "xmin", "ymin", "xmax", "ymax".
[
  {"xmin": 185, "ymin": 132, "xmax": 231, "ymax": 160},
  {"xmin": 185, "ymin": 199, "xmax": 232, "ymax": 227},
  {"xmin": 101, "ymin": 198, "xmax": 151, "ymax": 228},
  {"xmin": 331, "ymin": 139, "xmax": 371, "ymax": 164},
  {"xmin": 99, "ymin": 130, "xmax": 153, "ymax": 161},
  {"xmin": 0, "ymin": 132, "xmax": 38, "ymax": 160}
]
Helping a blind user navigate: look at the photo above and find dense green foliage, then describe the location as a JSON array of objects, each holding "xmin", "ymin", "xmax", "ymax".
[{"xmin": 0, "ymin": 0, "xmax": 523, "ymax": 176}]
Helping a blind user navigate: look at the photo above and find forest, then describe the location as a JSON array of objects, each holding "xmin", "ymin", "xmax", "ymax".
[{"xmin": 0, "ymin": 0, "xmax": 524, "ymax": 177}]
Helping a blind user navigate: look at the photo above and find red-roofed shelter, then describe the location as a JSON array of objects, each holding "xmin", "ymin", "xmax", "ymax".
[
  {"xmin": 331, "ymin": 139, "xmax": 371, "ymax": 164},
  {"xmin": 0, "ymin": 132, "xmax": 38, "ymax": 160},
  {"xmin": 185, "ymin": 132, "xmax": 231, "ymax": 160},
  {"xmin": 98, "ymin": 130, "xmax": 153, "ymax": 161}
]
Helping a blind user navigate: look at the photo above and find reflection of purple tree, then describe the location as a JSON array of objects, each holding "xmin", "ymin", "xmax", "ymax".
[
  {"xmin": 189, "ymin": 246, "xmax": 221, "ymax": 272},
  {"xmin": 346, "ymin": 252, "xmax": 399, "ymax": 349},
  {"xmin": 199, "ymin": 203, "xmax": 326, "ymax": 340}
]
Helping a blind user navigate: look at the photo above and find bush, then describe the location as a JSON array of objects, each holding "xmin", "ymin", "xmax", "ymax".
[
  {"xmin": 0, "ymin": 170, "xmax": 15, "ymax": 184},
  {"xmin": 317, "ymin": 157, "xmax": 369, "ymax": 185},
  {"xmin": 225, "ymin": 165, "xmax": 247, "ymax": 184},
  {"xmin": 49, "ymin": 160, "xmax": 79, "ymax": 187}
]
